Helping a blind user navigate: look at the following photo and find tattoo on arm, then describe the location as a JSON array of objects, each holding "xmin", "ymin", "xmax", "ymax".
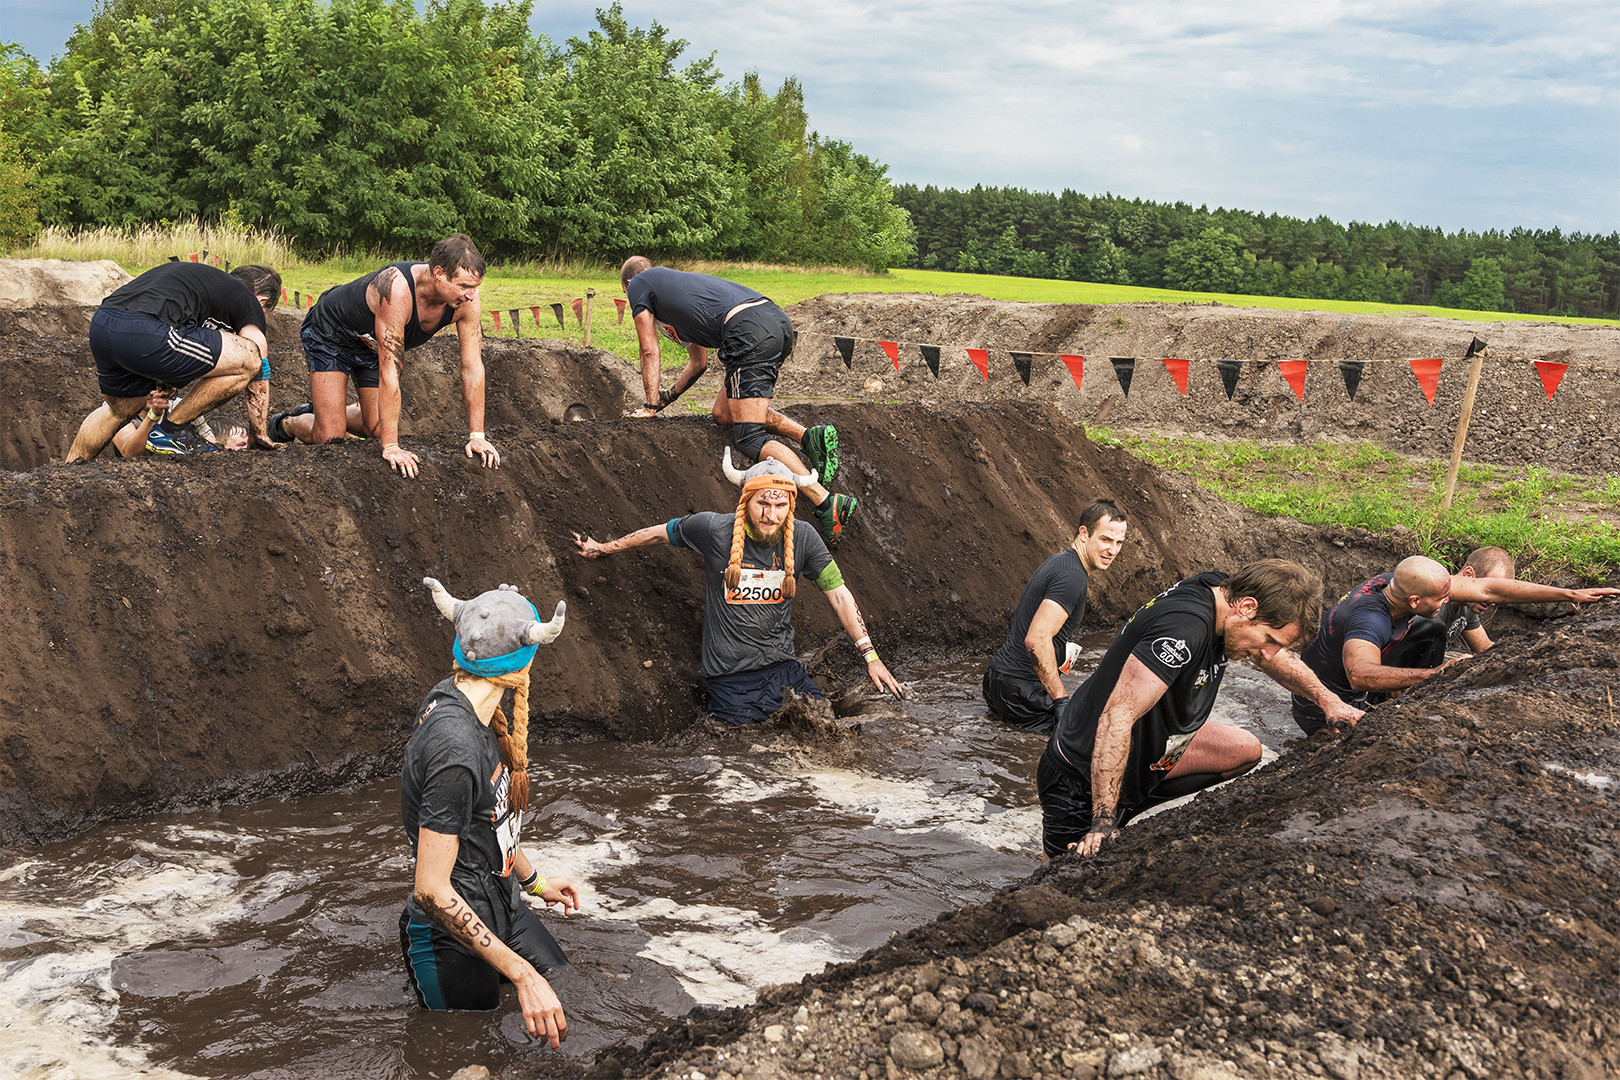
[{"xmin": 421, "ymin": 894, "xmax": 494, "ymax": 951}]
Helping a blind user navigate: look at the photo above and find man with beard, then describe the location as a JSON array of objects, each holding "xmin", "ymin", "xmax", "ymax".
[
  {"xmin": 982, "ymin": 500, "xmax": 1128, "ymax": 734},
  {"xmin": 572, "ymin": 450, "xmax": 903, "ymax": 724},
  {"xmin": 1039, "ymin": 559, "xmax": 1365, "ymax": 859}
]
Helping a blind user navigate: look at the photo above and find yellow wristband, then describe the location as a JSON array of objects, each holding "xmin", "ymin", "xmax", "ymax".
[
  {"xmin": 144, "ymin": 408, "xmax": 161, "ymax": 422},
  {"xmin": 468, "ymin": 431, "xmax": 485, "ymax": 440},
  {"xmin": 863, "ymin": 649, "xmax": 879, "ymax": 665},
  {"xmin": 527, "ymin": 875, "xmax": 547, "ymax": 897}
]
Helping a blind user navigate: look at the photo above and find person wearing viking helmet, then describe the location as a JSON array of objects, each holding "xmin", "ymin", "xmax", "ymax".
[
  {"xmin": 399, "ymin": 579, "xmax": 578, "ymax": 1048},
  {"xmin": 573, "ymin": 450, "xmax": 904, "ymax": 724}
]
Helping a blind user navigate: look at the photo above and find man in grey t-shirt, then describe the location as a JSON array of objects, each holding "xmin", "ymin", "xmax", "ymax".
[{"xmin": 573, "ymin": 453, "xmax": 903, "ymax": 724}]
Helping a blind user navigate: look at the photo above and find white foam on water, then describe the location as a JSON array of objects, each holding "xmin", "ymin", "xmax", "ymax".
[
  {"xmin": 515, "ymin": 835, "xmax": 642, "ymax": 911},
  {"xmin": 702, "ymin": 767, "xmax": 795, "ymax": 805},
  {"xmin": 795, "ymin": 768, "xmax": 1040, "ymax": 853}
]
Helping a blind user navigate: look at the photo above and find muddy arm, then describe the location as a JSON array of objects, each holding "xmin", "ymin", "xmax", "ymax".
[
  {"xmin": 823, "ymin": 585, "xmax": 904, "ymax": 698},
  {"xmin": 1450, "ymin": 576, "xmax": 1620, "ymax": 606},
  {"xmin": 573, "ymin": 524, "xmax": 669, "ymax": 559},
  {"xmin": 1024, "ymin": 598, "xmax": 1071, "ymax": 703},
  {"xmin": 1342, "ymin": 639, "xmax": 1444, "ymax": 693},
  {"xmin": 1080, "ymin": 656, "xmax": 1168, "ymax": 857},
  {"xmin": 1258, "ymin": 650, "xmax": 1364, "ymax": 728}
]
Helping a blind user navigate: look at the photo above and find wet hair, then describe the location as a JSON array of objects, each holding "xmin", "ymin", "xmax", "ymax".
[
  {"xmin": 562, "ymin": 403, "xmax": 593, "ymax": 422},
  {"xmin": 620, "ymin": 255, "xmax": 653, "ymax": 293},
  {"xmin": 1222, "ymin": 558, "xmax": 1322, "ymax": 639},
  {"xmin": 727, "ymin": 480, "xmax": 796, "ymax": 601},
  {"xmin": 452, "ymin": 661, "xmax": 534, "ymax": 813},
  {"xmin": 1463, "ymin": 546, "xmax": 1515, "ymax": 579},
  {"xmin": 1078, "ymin": 500, "xmax": 1126, "ymax": 535},
  {"xmin": 230, "ymin": 264, "xmax": 281, "ymax": 307},
  {"xmin": 429, "ymin": 234, "xmax": 486, "ymax": 280}
]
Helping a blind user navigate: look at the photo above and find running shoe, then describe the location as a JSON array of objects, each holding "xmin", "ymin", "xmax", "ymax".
[
  {"xmin": 268, "ymin": 402, "xmax": 313, "ymax": 443},
  {"xmin": 145, "ymin": 425, "xmax": 218, "ymax": 455},
  {"xmin": 801, "ymin": 425, "xmax": 840, "ymax": 486},
  {"xmin": 812, "ymin": 494, "xmax": 858, "ymax": 546}
]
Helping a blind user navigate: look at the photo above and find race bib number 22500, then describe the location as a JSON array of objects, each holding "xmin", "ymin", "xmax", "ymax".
[{"xmin": 727, "ymin": 568, "xmax": 787, "ymax": 605}]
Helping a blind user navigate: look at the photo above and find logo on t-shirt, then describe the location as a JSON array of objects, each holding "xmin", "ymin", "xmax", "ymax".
[{"xmin": 1152, "ymin": 637, "xmax": 1193, "ymax": 668}]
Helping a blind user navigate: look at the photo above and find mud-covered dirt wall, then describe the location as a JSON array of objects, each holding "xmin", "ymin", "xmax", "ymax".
[{"xmin": 0, "ymin": 403, "xmax": 1406, "ymax": 846}]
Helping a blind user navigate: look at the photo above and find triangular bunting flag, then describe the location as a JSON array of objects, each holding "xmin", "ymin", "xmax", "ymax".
[
  {"xmin": 189, "ymin": 253, "xmax": 200, "ymax": 263},
  {"xmin": 281, "ymin": 286, "xmax": 288, "ymax": 303},
  {"xmin": 919, "ymin": 345, "xmax": 941, "ymax": 378},
  {"xmin": 1532, "ymin": 360, "xmax": 1568, "ymax": 400},
  {"xmin": 509, "ymin": 308, "xmax": 521, "ymax": 337},
  {"xmin": 1338, "ymin": 359, "xmax": 1366, "ymax": 400},
  {"xmin": 659, "ymin": 323, "xmax": 681, "ymax": 343},
  {"xmin": 1161, "ymin": 357, "xmax": 1190, "ymax": 395},
  {"xmin": 223, "ymin": 259, "xmax": 232, "ymax": 272},
  {"xmin": 211, "ymin": 255, "xmax": 220, "ymax": 267},
  {"xmin": 530, "ymin": 306, "xmax": 542, "ymax": 329},
  {"xmin": 200, "ymin": 250, "xmax": 210, "ymax": 262},
  {"xmin": 966, "ymin": 348, "xmax": 990, "ymax": 383},
  {"xmin": 492, "ymin": 309, "xmax": 502, "ymax": 333},
  {"xmin": 293, "ymin": 290, "xmax": 301, "ymax": 309},
  {"xmin": 1010, "ymin": 352, "xmax": 1033, "ymax": 386},
  {"xmin": 1465, "ymin": 336, "xmax": 1488, "ymax": 359},
  {"xmin": 167, "ymin": 254, "xmax": 180, "ymax": 262},
  {"xmin": 1109, "ymin": 357, "xmax": 1135, "ymax": 397},
  {"xmin": 1276, "ymin": 360, "xmax": 1307, "ymax": 401},
  {"xmin": 834, "ymin": 336, "xmax": 855, "ymax": 369},
  {"xmin": 550, "ymin": 303, "xmax": 566, "ymax": 329},
  {"xmin": 879, "ymin": 341, "xmax": 900, "ymax": 371},
  {"xmin": 570, "ymin": 298, "xmax": 583, "ymax": 327},
  {"xmin": 1410, "ymin": 357, "xmax": 1443, "ymax": 405},
  {"xmin": 1060, "ymin": 354, "xmax": 1084, "ymax": 392},
  {"xmin": 614, "ymin": 297, "xmax": 627, "ymax": 324},
  {"xmin": 1215, "ymin": 358, "xmax": 1242, "ymax": 399}
]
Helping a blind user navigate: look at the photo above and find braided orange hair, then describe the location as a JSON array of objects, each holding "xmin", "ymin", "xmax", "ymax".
[
  {"xmin": 452, "ymin": 661, "xmax": 534, "ymax": 813},
  {"xmin": 726, "ymin": 476, "xmax": 797, "ymax": 600}
]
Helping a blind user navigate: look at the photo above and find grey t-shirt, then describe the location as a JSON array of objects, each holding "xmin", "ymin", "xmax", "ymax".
[
  {"xmin": 670, "ymin": 511, "xmax": 834, "ymax": 677},
  {"xmin": 1436, "ymin": 600, "xmax": 1483, "ymax": 651},
  {"xmin": 626, "ymin": 267, "xmax": 766, "ymax": 349}
]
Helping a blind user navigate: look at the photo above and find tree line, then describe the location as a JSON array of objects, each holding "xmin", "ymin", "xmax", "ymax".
[
  {"xmin": 895, "ymin": 184, "xmax": 1620, "ymax": 319},
  {"xmin": 0, "ymin": 0, "xmax": 915, "ymax": 270}
]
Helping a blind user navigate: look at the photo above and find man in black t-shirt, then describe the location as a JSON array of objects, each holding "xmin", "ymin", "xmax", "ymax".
[
  {"xmin": 618, "ymin": 257, "xmax": 858, "ymax": 546},
  {"xmin": 983, "ymin": 500, "xmax": 1128, "ymax": 734},
  {"xmin": 1038, "ymin": 559, "xmax": 1365, "ymax": 859},
  {"xmin": 67, "ymin": 262, "xmax": 281, "ymax": 460}
]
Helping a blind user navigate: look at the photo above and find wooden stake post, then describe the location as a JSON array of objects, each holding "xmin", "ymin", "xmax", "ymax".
[
  {"xmin": 583, "ymin": 288, "xmax": 596, "ymax": 348},
  {"xmin": 1440, "ymin": 338, "xmax": 1488, "ymax": 512}
]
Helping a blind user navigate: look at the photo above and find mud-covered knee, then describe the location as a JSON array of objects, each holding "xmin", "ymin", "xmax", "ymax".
[{"xmin": 734, "ymin": 421, "xmax": 769, "ymax": 461}]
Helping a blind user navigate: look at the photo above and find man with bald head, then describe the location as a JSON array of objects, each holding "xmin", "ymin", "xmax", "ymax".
[{"xmin": 1292, "ymin": 555, "xmax": 1619, "ymax": 733}]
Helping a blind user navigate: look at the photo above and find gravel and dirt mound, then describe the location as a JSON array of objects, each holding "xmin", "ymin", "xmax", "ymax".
[
  {"xmin": 593, "ymin": 600, "xmax": 1620, "ymax": 1080},
  {"xmin": 780, "ymin": 295, "xmax": 1620, "ymax": 475}
]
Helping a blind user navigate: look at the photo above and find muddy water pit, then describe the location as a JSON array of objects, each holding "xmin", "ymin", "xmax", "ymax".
[{"xmin": 0, "ymin": 639, "xmax": 1303, "ymax": 1079}]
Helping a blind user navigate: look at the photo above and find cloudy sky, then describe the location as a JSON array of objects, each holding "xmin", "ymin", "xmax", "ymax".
[{"xmin": 4, "ymin": 0, "xmax": 1616, "ymax": 234}]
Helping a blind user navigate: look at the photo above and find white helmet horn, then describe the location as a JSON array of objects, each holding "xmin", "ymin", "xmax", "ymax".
[
  {"xmin": 722, "ymin": 447, "xmax": 747, "ymax": 485},
  {"xmin": 525, "ymin": 600, "xmax": 567, "ymax": 645},
  {"xmin": 422, "ymin": 577, "xmax": 462, "ymax": 621}
]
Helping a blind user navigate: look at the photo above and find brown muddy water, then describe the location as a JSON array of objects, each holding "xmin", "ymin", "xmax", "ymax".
[{"xmin": 0, "ymin": 640, "xmax": 1303, "ymax": 1079}]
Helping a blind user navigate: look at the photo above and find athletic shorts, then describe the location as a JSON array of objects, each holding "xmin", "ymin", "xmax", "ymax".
[
  {"xmin": 719, "ymin": 302, "xmax": 795, "ymax": 401},
  {"xmin": 89, "ymin": 307, "xmax": 223, "ymax": 399},
  {"xmin": 301, "ymin": 322, "xmax": 380, "ymax": 389},
  {"xmin": 703, "ymin": 658, "xmax": 823, "ymax": 726},
  {"xmin": 982, "ymin": 666, "xmax": 1062, "ymax": 734},
  {"xmin": 1036, "ymin": 742, "xmax": 1152, "ymax": 859},
  {"xmin": 399, "ymin": 901, "xmax": 569, "ymax": 1012}
]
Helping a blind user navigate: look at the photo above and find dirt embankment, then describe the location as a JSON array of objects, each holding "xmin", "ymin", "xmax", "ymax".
[
  {"xmin": 598, "ymin": 600, "xmax": 1620, "ymax": 1080},
  {"xmin": 779, "ymin": 295, "xmax": 1620, "ymax": 476}
]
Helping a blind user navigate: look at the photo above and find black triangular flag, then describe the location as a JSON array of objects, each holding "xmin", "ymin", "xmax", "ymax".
[
  {"xmin": 1215, "ymin": 358, "xmax": 1242, "ymax": 399},
  {"xmin": 834, "ymin": 336, "xmax": 855, "ymax": 369},
  {"xmin": 550, "ymin": 302, "xmax": 566, "ymax": 329},
  {"xmin": 167, "ymin": 254, "xmax": 180, "ymax": 261},
  {"xmin": 1339, "ymin": 359, "xmax": 1366, "ymax": 400},
  {"xmin": 509, "ymin": 308, "xmax": 521, "ymax": 337},
  {"xmin": 1010, "ymin": 352, "xmax": 1033, "ymax": 386},
  {"xmin": 1109, "ymin": 356, "xmax": 1135, "ymax": 396},
  {"xmin": 919, "ymin": 344, "xmax": 940, "ymax": 378},
  {"xmin": 200, "ymin": 249, "xmax": 210, "ymax": 262},
  {"xmin": 1465, "ymin": 336, "xmax": 1487, "ymax": 359}
]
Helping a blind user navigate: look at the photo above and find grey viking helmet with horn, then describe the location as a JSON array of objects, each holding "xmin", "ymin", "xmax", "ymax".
[
  {"xmin": 720, "ymin": 448, "xmax": 814, "ymax": 598},
  {"xmin": 423, "ymin": 578, "xmax": 565, "ymax": 675},
  {"xmin": 720, "ymin": 446, "xmax": 818, "ymax": 488}
]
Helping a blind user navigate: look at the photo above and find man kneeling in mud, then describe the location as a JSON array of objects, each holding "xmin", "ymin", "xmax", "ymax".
[
  {"xmin": 573, "ymin": 450, "xmax": 903, "ymax": 724},
  {"xmin": 1040, "ymin": 560, "xmax": 1364, "ymax": 859}
]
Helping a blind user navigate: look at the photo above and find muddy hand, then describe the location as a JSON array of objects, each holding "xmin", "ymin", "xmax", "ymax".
[
  {"xmin": 383, "ymin": 443, "xmax": 420, "ymax": 479},
  {"xmin": 869, "ymin": 658, "xmax": 905, "ymax": 699},
  {"xmin": 515, "ymin": 972, "xmax": 567, "ymax": 1047},
  {"xmin": 1073, "ymin": 819, "xmax": 1119, "ymax": 858},
  {"xmin": 621, "ymin": 407, "xmax": 659, "ymax": 419},
  {"xmin": 1571, "ymin": 587, "xmax": 1620, "ymax": 602},
  {"xmin": 465, "ymin": 436, "xmax": 500, "ymax": 469},
  {"xmin": 572, "ymin": 531, "xmax": 603, "ymax": 558}
]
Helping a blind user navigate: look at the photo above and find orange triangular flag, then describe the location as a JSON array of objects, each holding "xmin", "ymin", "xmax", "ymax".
[
  {"xmin": 1060, "ymin": 354, "xmax": 1084, "ymax": 392},
  {"xmin": 1277, "ymin": 360, "xmax": 1307, "ymax": 401},
  {"xmin": 1162, "ymin": 357, "xmax": 1190, "ymax": 395},
  {"xmin": 879, "ymin": 341, "xmax": 899, "ymax": 370},
  {"xmin": 1410, "ymin": 357, "xmax": 1443, "ymax": 405},
  {"xmin": 188, "ymin": 253, "xmax": 199, "ymax": 262},
  {"xmin": 613, "ymin": 297, "xmax": 627, "ymax": 324},
  {"xmin": 966, "ymin": 348, "xmax": 989, "ymax": 383},
  {"xmin": 570, "ymin": 298, "xmax": 583, "ymax": 326},
  {"xmin": 1532, "ymin": 360, "xmax": 1568, "ymax": 400},
  {"xmin": 530, "ymin": 306, "xmax": 542, "ymax": 328},
  {"xmin": 491, "ymin": 310, "xmax": 502, "ymax": 332}
]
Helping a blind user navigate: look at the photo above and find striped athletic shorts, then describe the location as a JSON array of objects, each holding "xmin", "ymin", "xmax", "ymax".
[{"xmin": 89, "ymin": 306, "xmax": 224, "ymax": 399}]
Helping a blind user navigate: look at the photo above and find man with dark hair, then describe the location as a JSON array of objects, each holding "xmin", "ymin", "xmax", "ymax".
[
  {"xmin": 982, "ymin": 500, "xmax": 1128, "ymax": 734},
  {"xmin": 273, "ymin": 234, "xmax": 497, "ymax": 479},
  {"xmin": 1038, "ymin": 559, "xmax": 1366, "ymax": 859},
  {"xmin": 66, "ymin": 261, "xmax": 281, "ymax": 459},
  {"xmin": 1291, "ymin": 554, "xmax": 1618, "ymax": 734},
  {"xmin": 617, "ymin": 256, "xmax": 856, "ymax": 546},
  {"xmin": 1435, "ymin": 546, "xmax": 1515, "ymax": 654}
]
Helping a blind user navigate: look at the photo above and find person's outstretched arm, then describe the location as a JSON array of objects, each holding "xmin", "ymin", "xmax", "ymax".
[
  {"xmin": 1450, "ymin": 576, "xmax": 1620, "ymax": 607},
  {"xmin": 573, "ymin": 524, "xmax": 671, "ymax": 559}
]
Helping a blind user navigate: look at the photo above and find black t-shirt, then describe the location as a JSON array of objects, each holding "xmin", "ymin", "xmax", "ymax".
[
  {"xmin": 988, "ymin": 548, "xmax": 1089, "ymax": 682},
  {"xmin": 102, "ymin": 262, "xmax": 267, "ymax": 335},
  {"xmin": 1435, "ymin": 600, "xmax": 1482, "ymax": 651},
  {"xmin": 1299, "ymin": 572, "xmax": 1403, "ymax": 701},
  {"xmin": 1050, "ymin": 572, "xmax": 1230, "ymax": 813},
  {"xmin": 400, "ymin": 678, "xmax": 522, "ymax": 941},
  {"xmin": 626, "ymin": 267, "xmax": 765, "ymax": 350}
]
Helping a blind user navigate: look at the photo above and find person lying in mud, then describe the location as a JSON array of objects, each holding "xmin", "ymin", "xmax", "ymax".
[
  {"xmin": 108, "ymin": 389, "xmax": 250, "ymax": 457},
  {"xmin": 573, "ymin": 450, "xmax": 904, "ymax": 725},
  {"xmin": 400, "ymin": 578, "xmax": 578, "ymax": 1048},
  {"xmin": 617, "ymin": 256, "xmax": 855, "ymax": 546},
  {"xmin": 1290, "ymin": 554, "xmax": 1620, "ymax": 735},
  {"xmin": 982, "ymin": 500, "xmax": 1128, "ymax": 734},
  {"xmin": 269, "ymin": 234, "xmax": 498, "ymax": 480},
  {"xmin": 66, "ymin": 261, "xmax": 280, "ymax": 460},
  {"xmin": 1039, "ymin": 559, "xmax": 1365, "ymax": 859}
]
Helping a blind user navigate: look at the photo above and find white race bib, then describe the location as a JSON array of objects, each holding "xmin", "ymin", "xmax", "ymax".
[{"xmin": 727, "ymin": 567, "xmax": 787, "ymax": 605}]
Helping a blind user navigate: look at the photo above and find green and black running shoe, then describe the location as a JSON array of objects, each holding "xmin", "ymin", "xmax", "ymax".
[
  {"xmin": 812, "ymin": 494, "xmax": 857, "ymax": 546},
  {"xmin": 801, "ymin": 424, "xmax": 840, "ymax": 486},
  {"xmin": 145, "ymin": 425, "xmax": 218, "ymax": 455}
]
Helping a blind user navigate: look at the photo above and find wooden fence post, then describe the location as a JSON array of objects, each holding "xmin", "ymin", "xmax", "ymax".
[
  {"xmin": 583, "ymin": 288, "xmax": 596, "ymax": 349},
  {"xmin": 1440, "ymin": 337, "xmax": 1488, "ymax": 512}
]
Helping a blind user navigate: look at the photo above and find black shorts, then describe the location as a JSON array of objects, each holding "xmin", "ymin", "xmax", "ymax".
[
  {"xmin": 399, "ymin": 901, "xmax": 569, "ymax": 1012},
  {"xmin": 302, "ymin": 322, "xmax": 380, "ymax": 389},
  {"xmin": 982, "ymin": 666, "xmax": 1061, "ymax": 734},
  {"xmin": 89, "ymin": 307, "xmax": 223, "ymax": 399},
  {"xmin": 703, "ymin": 658, "xmax": 823, "ymax": 726},
  {"xmin": 1036, "ymin": 743, "xmax": 1152, "ymax": 858},
  {"xmin": 719, "ymin": 302, "xmax": 794, "ymax": 401}
]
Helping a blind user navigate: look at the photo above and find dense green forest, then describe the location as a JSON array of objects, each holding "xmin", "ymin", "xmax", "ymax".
[
  {"xmin": 0, "ymin": 0, "xmax": 914, "ymax": 268},
  {"xmin": 895, "ymin": 185, "xmax": 1620, "ymax": 318}
]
